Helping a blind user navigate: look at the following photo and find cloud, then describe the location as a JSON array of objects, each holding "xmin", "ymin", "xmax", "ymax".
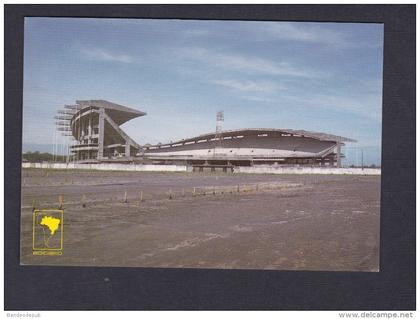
[
  {"xmin": 183, "ymin": 29, "xmax": 209, "ymax": 37},
  {"xmin": 241, "ymin": 95, "xmax": 276, "ymax": 103},
  {"xmin": 81, "ymin": 48, "xmax": 134, "ymax": 63},
  {"xmin": 260, "ymin": 22, "xmax": 383, "ymax": 49},
  {"xmin": 264, "ymin": 22, "xmax": 345, "ymax": 46},
  {"xmin": 284, "ymin": 92, "xmax": 382, "ymax": 122},
  {"xmin": 183, "ymin": 47, "xmax": 322, "ymax": 78},
  {"xmin": 212, "ymin": 79, "xmax": 285, "ymax": 93}
]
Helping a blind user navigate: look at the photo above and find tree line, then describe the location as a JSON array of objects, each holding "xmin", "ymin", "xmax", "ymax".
[{"xmin": 22, "ymin": 151, "xmax": 67, "ymax": 163}]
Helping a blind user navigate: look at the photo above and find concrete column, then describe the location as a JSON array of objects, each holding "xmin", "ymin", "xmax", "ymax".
[
  {"xmin": 125, "ymin": 142, "xmax": 130, "ymax": 157},
  {"xmin": 98, "ymin": 108, "xmax": 105, "ymax": 160},
  {"xmin": 336, "ymin": 142, "xmax": 341, "ymax": 168},
  {"xmin": 88, "ymin": 109, "xmax": 92, "ymax": 144}
]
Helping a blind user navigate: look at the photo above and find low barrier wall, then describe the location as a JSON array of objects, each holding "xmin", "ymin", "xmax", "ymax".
[
  {"xmin": 22, "ymin": 162, "xmax": 188, "ymax": 172},
  {"xmin": 234, "ymin": 166, "xmax": 381, "ymax": 175},
  {"xmin": 22, "ymin": 163, "xmax": 381, "ymax": 175}
]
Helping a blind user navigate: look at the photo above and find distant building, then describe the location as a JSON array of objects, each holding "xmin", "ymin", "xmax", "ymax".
[{"xmin": 60, "ymin": 100, "xmax": 356, "ymax": 167}]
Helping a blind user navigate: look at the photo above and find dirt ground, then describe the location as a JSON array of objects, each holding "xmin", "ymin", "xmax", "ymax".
[{"xmin": 20, "ymin": 168, "xmax": 381, "ymax": 271}]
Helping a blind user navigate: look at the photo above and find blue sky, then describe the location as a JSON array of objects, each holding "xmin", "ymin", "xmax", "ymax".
[{"xmin": 23, "ymin": 18, "xmax": 384, "ymax": 165}]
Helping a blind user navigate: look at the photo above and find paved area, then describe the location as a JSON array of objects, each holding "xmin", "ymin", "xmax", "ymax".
[{"xmin": 20, "ymin": 169, "xmax": 381, "ymax": 271}]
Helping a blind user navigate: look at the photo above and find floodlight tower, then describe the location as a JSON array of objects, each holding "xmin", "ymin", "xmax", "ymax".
[
  {"xmin": 216, "ymin": 111, "xmax": 224, "ymax": 134},
  {"xmin": 214, "ymin": 111, "xmax": 224, "ymax": 154}
]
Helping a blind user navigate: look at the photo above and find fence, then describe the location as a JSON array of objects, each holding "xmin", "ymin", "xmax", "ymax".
[{"xmin": 24, "ymin": 181, "xmax": 303, "ymax": 210}]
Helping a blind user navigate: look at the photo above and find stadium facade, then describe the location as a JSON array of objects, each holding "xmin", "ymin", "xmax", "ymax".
[{"xmin": 57, "ymin": 100, "xmax": 356, "ymax": 168}]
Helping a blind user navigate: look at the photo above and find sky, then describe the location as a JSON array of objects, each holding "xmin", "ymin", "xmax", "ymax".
[{"xmin": 23, "ymin": 18, "xmax": 384, "ymax": 165}]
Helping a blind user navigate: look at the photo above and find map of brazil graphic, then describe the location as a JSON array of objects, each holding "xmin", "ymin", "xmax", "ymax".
[{"xmin": 33, "ymin": 210, "xmax": 63, "ymax": 255}]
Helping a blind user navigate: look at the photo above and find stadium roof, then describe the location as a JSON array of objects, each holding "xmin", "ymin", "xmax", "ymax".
[
  {"xmin": 75, "ymin": 100, "xmax": 146, "ymax": 125},
  {"xmin": 154, "ymin": 128, "xmax": 356, "ymax": 146}
]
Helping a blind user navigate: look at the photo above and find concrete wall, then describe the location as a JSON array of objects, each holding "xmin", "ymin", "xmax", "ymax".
[
  {"xmin": 22, "ymin": 162, "xmax": 380, "ymax": 175},
  {"xmin": 22, "ymin": 162, "xmax": 188, "ymax": 172},
  {"xmin": 234, "ymin": 165, "xmax": 381, "ymax": 175}
]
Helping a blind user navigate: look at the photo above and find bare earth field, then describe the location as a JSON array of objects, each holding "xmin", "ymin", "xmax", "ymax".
[{"xmin": 20, "ymin": 168, "xmax": 380, "ymax": 271}]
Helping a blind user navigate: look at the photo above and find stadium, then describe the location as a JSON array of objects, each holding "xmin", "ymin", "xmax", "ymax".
[{"xmin": 56, "ymin": 100, "xmax": 356, "ymax": 168}]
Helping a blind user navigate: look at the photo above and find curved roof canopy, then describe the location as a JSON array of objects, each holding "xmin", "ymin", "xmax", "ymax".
[{"xmin": 153, "ymin": 128, "xmax": 356, "ymax": 147}]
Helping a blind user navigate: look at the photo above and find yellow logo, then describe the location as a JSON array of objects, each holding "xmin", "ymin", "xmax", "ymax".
[{"xmin": 32, "ymin": 209, "xmax": 63, "ymax": 256}]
